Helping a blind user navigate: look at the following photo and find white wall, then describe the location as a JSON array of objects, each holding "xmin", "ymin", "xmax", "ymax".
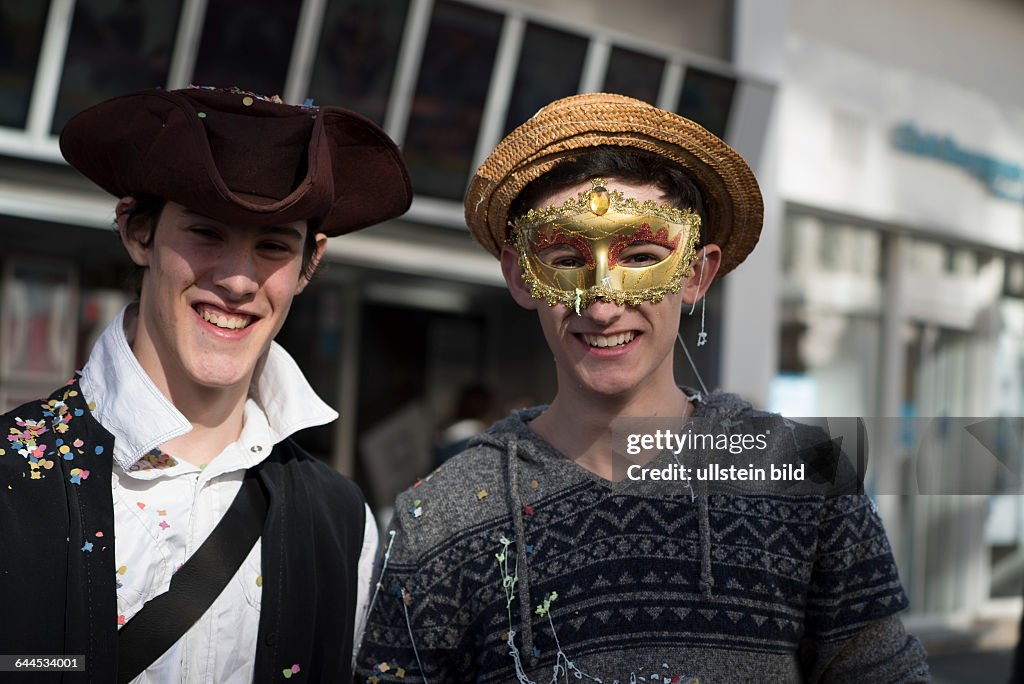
[
  {"xmin": 791, "ymin": 0, "xmax": 1024, "ymax": 112},
  {"xmin": 501, "ymin": 0, "xmax": 733, "ymax": 59}
]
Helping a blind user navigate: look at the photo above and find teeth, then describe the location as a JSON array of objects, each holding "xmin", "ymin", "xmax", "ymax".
[
  {"xmin": 582, "ymin": 331, "xmax": 637, "ymax": 348},
  {"xmin": 199, "ymin": 306, "xmax": 251, "ymax": 330}
]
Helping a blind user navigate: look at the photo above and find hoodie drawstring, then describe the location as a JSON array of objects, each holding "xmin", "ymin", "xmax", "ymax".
[{"xmin": 506, "ymin": 442, "xmax": 536, "ymax": 664}]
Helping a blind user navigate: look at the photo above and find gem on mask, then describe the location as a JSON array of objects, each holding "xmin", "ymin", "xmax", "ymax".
[{"xmin": 589, "ymin": 184, "xmax": 610, "ymax": 216}]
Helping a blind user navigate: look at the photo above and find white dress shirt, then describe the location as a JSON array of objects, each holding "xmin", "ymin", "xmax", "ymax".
[{"xmin": 78, "ymin": 305, "xmax": 377, "ymax": 683}]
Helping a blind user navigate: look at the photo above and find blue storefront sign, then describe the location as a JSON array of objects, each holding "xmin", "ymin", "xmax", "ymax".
[{"xmin": 892, "ymin": 122, "xmax": 1024, "ymax": 204}]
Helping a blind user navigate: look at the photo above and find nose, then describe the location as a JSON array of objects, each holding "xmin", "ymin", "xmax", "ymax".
[
  {"xmin": 583, "ymin": 298, "xmax": 624, "ymax": 326},
  {"xmin": 212, "ymin": 245, "xmax": 259, "ymax": 300}
]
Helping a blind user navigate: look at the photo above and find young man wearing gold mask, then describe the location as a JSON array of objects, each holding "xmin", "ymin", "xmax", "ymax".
[{"xmin": 356, "ymin": 94, "xmax": 928, "ymax": 683}]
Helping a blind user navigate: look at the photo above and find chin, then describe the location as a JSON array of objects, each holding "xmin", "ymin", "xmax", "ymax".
[
  {"xmin": 575, "ymin": 372, "xmax": 642, "ymax": 399},
  {"xmin": 186, "ymin": 356, "xmax": 258, "ymax": 390}
]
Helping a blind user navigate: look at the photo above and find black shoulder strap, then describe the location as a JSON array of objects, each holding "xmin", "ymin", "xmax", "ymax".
[{"xmin": 117, "ymin": 467, "xmax": 269, "ymax": 683}]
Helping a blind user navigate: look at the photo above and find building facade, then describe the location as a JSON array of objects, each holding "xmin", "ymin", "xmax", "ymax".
[{"xmin": 3, "ymin": 0, "xmax": 1024, "ymax": 627}]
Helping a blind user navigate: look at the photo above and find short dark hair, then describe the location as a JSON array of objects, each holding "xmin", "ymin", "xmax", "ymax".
[
  {"xmin": 117, "ymin": 195, "xmax": 323, "ymax": 292},
  {"xmin": 509, "ymin": 146, "xmax": 707, "ymax": 246}
]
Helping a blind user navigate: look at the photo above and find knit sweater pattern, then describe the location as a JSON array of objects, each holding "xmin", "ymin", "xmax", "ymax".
[{"xmin": 356, "ymin": 392, "xmax": 929, "ymax": 683}]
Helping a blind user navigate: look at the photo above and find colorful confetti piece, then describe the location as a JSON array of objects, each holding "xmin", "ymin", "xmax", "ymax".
[{"xmin": 81, "ymin": 541, "xmax": 93, "ymax": 552}]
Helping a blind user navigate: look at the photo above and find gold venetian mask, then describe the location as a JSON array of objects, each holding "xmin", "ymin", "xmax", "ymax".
[{"xmin": 512, "ymin": 179, "xmax": 702, "ymax": 313}]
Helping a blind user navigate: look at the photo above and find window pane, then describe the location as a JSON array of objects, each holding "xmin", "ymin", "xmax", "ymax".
[
  {"xmin": 192, "ymin": 0, "xmax": 302, "ymax": 97},
  {"xmin": 307, "ymin": 0, "xmax": 408, "ymax": 123},
  {"xmin": 0, "ymin": 0, "xmax": 50, "ymax": 128},
  {"xmin": 403, "ymin": 0, "xmax": 502, "ymax": 200},
  {"xmin": 53, "ymin": 0, "xmax": 181, "ymax": 134},
  {"xmin": 504, "ymin": 23, "xmax": 587, "ymax": 134},
  {"xmin": 676, "ymin": 66, "xmax": 735, "ymax": 139},
  {"xmin": 603, "ymin": 46, "xmax": 663, "ymax": 105}
]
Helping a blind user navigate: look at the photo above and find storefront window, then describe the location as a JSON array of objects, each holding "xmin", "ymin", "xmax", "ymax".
[
  {"xmin": 603, "ymin": 46, "xmax": 664, "ymax": 106},
  {"xmin": 0, "ymin": 258, "xmax": 78, "ymax": 410},
  {"xmin": 192, "ymin": 0, "xmax": 302, "ymax": 97},
  {"xmin": 0, "ymin": 0, "xmax": 50, "ymax": 129},
  {"xmin": 52, "ymin": 0, "xmax": 180, "ymax": 134},
  {"xmin": 503, "ymin": 22, "xmax": 588, "ymax": 134},
  {"xmin": 307, "ymin": 0, "xmax": 409, "ymax": 123},
  {"xmin": 403, "ymin": 0, "xmax": 502, "ymax": 200},
  {"xmin": 676, "ymin": 66, "xmax": 735, "ymax": 139},
  {"xmin": 771, "ymin": 214, "xmax": 883, "ymax": 417}
]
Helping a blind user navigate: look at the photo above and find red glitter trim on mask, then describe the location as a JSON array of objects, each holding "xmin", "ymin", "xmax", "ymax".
[
  {"xmin": 530, "ymin": 227, "xmax": 595, "ymax": 270},
  {"xmin": 607, "ymin": 223, "xmax": 680, "ymax": 267}
]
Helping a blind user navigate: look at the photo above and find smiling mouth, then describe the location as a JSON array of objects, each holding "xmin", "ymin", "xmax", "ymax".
[
  {"xmin": 580, "ymin": 331, "xmax": 638, "ymax": 348},
  {"xmin": 195, "ymin": 304, "xmax": 254, "ymax": 331}
]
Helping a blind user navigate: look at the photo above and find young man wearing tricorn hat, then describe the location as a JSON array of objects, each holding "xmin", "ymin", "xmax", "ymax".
[
  {"xmin": 0, "ymin": 86, "xmax": 410, "ymax": 681},
  {"xmin": 356, "ymin": 94, "xmax": 928, "ymax": 682}
]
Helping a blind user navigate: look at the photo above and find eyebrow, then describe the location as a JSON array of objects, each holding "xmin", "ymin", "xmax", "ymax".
[
  {"xmin": 260, "ymin": 225, "xmax": 304, "ymax": 241},
  {"xmin": 179, "ymin": 210, "xmax": 304, "ymax": 241}
]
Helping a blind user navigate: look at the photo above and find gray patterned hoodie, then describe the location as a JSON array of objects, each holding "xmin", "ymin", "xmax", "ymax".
[{"xmin": 356, "ymin": 391, "xmax": 930, "ymax": 683}]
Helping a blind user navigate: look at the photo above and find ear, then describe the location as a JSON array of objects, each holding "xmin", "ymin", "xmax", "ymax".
[
  {"xmin": 116, "ymin": 196, "xmax": 151, "ymax": 267},
  {"xmin": 296, "ymin": 232, "xmax": 329, "ymax": 294},
  {"xmin": 500, "ymin": 246, "xmax": 538, "ymax": 311},
  {"xmin": 681, "ymin": 244, "xmax": 722, "ymax": 305}
]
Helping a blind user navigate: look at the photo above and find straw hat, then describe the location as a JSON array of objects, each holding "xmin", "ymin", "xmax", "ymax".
[
  {"xmin": 464, "ymin": 93, "xmax": 763, "ymax": 276},
  {"xmin": 60, "ymin": 86, "xmax": 411, "ymax": 235}
]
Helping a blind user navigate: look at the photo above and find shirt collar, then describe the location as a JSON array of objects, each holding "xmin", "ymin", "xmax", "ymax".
[{"xmin": 79, "ymin": 304, "xmax": 338, "ymax": 470}]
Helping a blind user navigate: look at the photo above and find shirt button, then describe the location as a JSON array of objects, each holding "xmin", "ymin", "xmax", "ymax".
[{"xmin": 250, "ymin": 445, "xmax": 263, "ymax": 453}]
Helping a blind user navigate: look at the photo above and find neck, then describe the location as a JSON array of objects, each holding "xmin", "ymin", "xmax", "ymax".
[
  {"xmin": 126, "ymin": 306, "xmax": 252, "ymax": 466},
  {"xmin": 530, "ymin": 367, "xmax": 690, "ymax": 481}
]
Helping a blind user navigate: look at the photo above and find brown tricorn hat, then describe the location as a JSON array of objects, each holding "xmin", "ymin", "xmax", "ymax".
[
  {"xmin": 465, "ymin": 93, "xmax": 763, "ymax": 276},
  {"xmin": 59, "ymin": 86, "xmax": 412, "ymax": 235}
]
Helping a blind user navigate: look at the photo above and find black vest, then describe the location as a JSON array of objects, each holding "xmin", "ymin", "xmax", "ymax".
[{"xmin": 0, "ymin": 381, "xmax": 366, "ymax": 682}]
